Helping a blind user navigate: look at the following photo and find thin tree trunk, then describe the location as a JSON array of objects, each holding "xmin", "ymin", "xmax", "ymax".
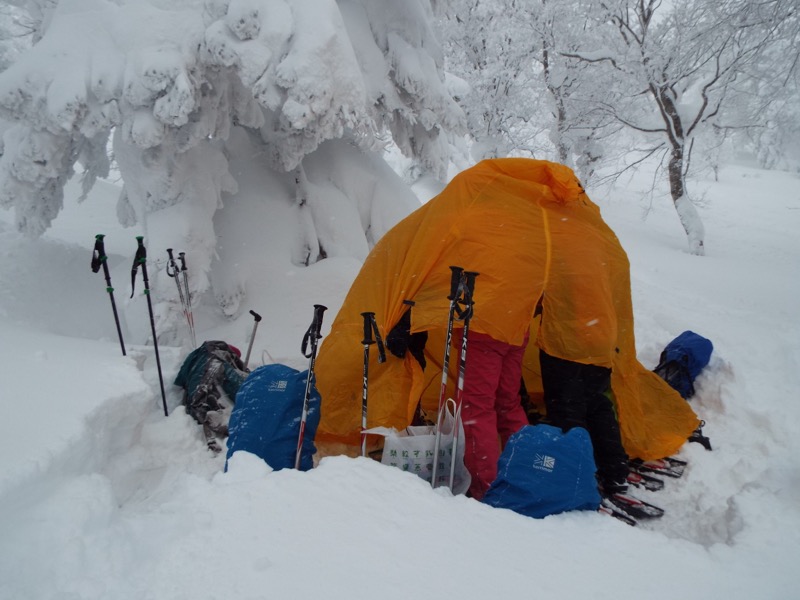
[
  {"xmin": 541, "ymin": 29, "xmax": 570, "ymax": 165},
  {"xmin": 668, "ymin": 147, "xmax": 705, "ymax": 256},
  {"xmin": 293, "ymin": 164, "xmax": 323, "ymax": 266}
]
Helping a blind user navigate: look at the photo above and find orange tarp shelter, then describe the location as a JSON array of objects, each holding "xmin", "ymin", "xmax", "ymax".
[{"xmin": 315, "ymin": 159, "xmax": 699, "ymax": 461}]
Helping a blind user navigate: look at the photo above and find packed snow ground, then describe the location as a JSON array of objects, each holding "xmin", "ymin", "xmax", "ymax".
[{"xmin": 1, "ymin": 161, "xmax": 799, "ymax": 600}]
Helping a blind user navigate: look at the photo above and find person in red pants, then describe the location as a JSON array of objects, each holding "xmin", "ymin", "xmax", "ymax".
[{"xmin": 453, "ymin": 329, "xmax": 530, "ymax": 500}]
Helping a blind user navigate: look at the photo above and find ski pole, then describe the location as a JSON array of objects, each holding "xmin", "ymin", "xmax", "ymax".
[
  {"xmin": 91, "ymin": 234, "xmax": 126, "ymax": 356},
  {"xmin": 166, "ymin": 249, "xmax": 192, "ymax": 346},
  {"xmin": 295, "ymin": 304, "xmax": 327, "ymax": 470},
  {"xmin": 431, "ymin": 265, "xmax": 465, "ymax": 488},
  {"xmin": 178, "ymin": 252, "xmax": 197, "ymax": 348},
  {"xmin": 244, "ymin": 309, "xmax": 262, "ymax": 369},
  {"xmin": 449, "ymin": 270, "xmax": 478, "ymax": 491},
  {"xmin": 130, "ymin": 236, "xmax": 169, "ymax": 417},
  {"xmin": 360, "ymin": 311, "xmax": 386, "ymax": 457}
]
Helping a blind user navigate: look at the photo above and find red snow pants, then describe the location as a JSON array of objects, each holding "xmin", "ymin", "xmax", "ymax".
[{"xmin": 452, "ymin": 329, "xmax": 530, "ymax": 500}]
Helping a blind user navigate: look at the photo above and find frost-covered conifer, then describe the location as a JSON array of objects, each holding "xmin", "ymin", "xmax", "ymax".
[{"xmin": 0, "ymin": 0, "xmax": 464, "ymax": 332}]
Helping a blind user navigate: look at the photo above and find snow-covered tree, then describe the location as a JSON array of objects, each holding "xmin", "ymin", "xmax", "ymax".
[
  {"xmin": 523, "ymin": 0, "xmax": 620, "ymax": 183},
  {"xmin": 0, "ymin": 0, "xmax": 465, "ymax": 333},
  {"xmin": 1, "ymin": 6, "xmax": 33, "ymax": 73},
  {"xmin": 745, "ymin": 9, "xmax": 800, "ymax": 171},
  {"xmin": 441, "ymin": 0, "xmax": 795, "ymax": 250},
  {"xmin": 440, "ymin": 0, "xmax": 616, "ymax": 184},
  {"xmin": 571, "ymin": 0, "xmax": 795, "ymax": 255},
  {"xmin": 441, "ymin": 0, "xmax": 544, "ymax": 160}
]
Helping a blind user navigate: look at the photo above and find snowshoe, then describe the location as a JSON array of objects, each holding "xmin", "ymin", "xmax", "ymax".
[
  {"xmin": 626, "ymin": 469, "xmax": 665, "ymax": 492},
  {"xmin": 598, "ymin": 499, "xmax": 638, "ymax": 526},
  {"xmin": 605, "ymin": 492, "xmax": 665, "ymax": 521},
  {"xmin": 630, "ymin": 456, "xmax": 686, "ymax": 479}
]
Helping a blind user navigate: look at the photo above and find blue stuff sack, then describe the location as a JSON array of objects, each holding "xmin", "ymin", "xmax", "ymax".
[
  {"xmin": 482, "ymin": 424, "xmax": 601, "ymax": 519},
  {"xmin": 226, "ymin": 363, "xmax": 320, "ymax": 471},
  {"xmin": 654, "ymin": 330, "xmax": 713, "ymax": 399}
]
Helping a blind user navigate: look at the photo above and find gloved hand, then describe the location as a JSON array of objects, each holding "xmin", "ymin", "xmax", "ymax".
[{"xmin": 385, "ymin": 309, "xmax": 412, "ymax": 359}]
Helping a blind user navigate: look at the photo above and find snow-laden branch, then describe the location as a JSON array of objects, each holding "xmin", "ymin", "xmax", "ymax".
[{"xmin": 0, "ymin": 0, "xmax": 465, "ymax": 238}]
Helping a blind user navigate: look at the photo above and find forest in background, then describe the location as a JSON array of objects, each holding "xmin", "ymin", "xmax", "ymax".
[{"xmin": 0, "ymin": 1, "xmax": 796, "ymax": 327}]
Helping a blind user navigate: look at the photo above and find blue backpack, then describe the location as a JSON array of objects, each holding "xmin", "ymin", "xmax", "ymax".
[
  {"xmin": 482, "ymin": 424, "xmax": 601, "ymax": 519},
  {"xmin": 226, "ymin": 363, "xmax": 320, "ymax": 472},
  {"xmin": 654, "ymin": 331, "xmax": 713, "ymax": 399}
]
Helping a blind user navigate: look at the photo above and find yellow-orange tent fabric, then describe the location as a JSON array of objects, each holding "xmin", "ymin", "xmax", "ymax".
[{"xmin": 315, "ymin": 159, "xmax": 699, "ymax": 460}]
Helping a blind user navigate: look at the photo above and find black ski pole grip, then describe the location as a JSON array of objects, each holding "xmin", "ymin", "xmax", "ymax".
[
  {"xmin": 459, "ymin": 271, "xmax": 479, "ymax": 320},
  {"xmin": 312, "ymin": 304, "xmax": 327, "ymax": 337},
  {"xmin": 454, "ymin": 271, "xmax": 478, "ymax": 321},
  {"xmin": 130, "ymin": 236, "xmax": 146, "ymax": 298},
  {"xmin": 302, "ymin": 304, "xmax": 328, "ymax": 357},
  {"xmin": 138, "ymin": 237, "xmax": 151, "ymax": 289},
  {"xmin": 92, "ymin": 234, "xmax": 106, "ymax": 273},
  {"xmin": 361, "ymin": 312, "xmax": 376, "ymax": 345},
  {"xmin": 166, "ymin": 248, "xmax": 178, "ymax": 277},
  {"xmin": 178, "ymin": 252, "xmax": 187, "ymax": 272},
  {"xmin": 250, "ymin": 309, "xmax": 262, "ymax": 322},
  {"xmin": 448, "ymin": 266, "xmax": 464, "ymax": 300}
]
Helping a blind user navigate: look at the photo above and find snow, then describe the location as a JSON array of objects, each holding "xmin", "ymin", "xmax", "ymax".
[
  {"xmin": 0, "ymin": 0, "xmax": 464, "ymax": 317},
  {"xmin": 0, "ymin": 155, "xmax": 798, "ymax": 599},
  {"xmin": 0, "ymin": 0, "xmax": 797, "ymax": 595}
]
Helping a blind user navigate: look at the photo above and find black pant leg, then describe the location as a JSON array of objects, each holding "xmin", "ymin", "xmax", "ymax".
[
  {"xmin": 540, "ymin": 350, "xmax": 589, "ymax": 429},
  {"xmin": 540, "ymin": 350, "xmax": 629, "ymax": 487},
  {"xmin": 582, "ymin": 368, "xmax": 629, "ymax": 487}
]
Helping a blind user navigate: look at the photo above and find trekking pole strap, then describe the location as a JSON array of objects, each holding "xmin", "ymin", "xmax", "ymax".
[
  {"xmin": 361, "ymin": 312, "xmax": 387, "ymax": 364},
  {"xmin": 373, "ymin": 319, "xmax": 386, "ymax": 363},
  {"xmin": 463, "ymin": 271, "xmax": 478, "ymax": 298}
]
